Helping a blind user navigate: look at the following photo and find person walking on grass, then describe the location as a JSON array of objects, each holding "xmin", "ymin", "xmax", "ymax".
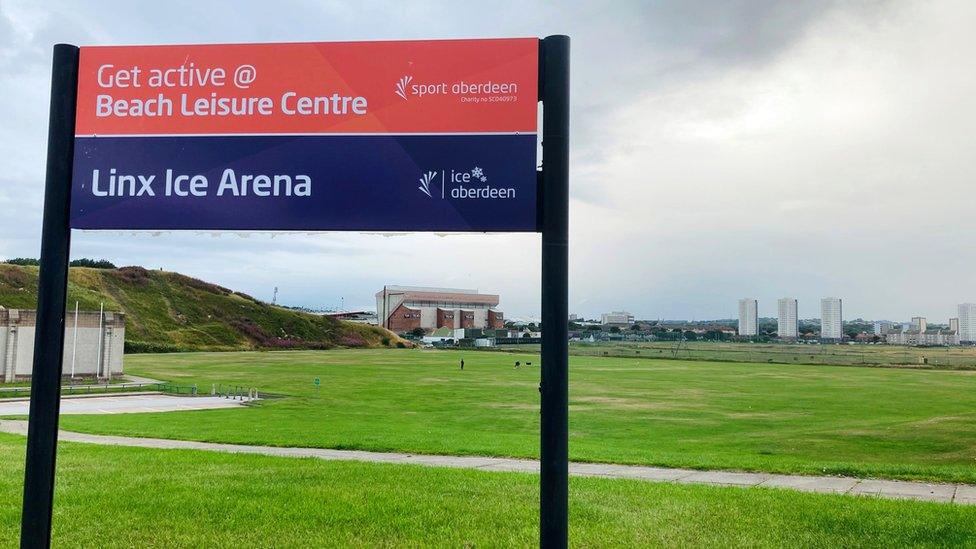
[{"xmin": 460, "ymin": 358, "xmax": 464, "ymax": 371}]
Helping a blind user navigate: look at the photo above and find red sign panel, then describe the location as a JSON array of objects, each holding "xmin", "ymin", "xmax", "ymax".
[{"xmin": 75, "ymin": 39, "xmax": 538, "ymax": 136}]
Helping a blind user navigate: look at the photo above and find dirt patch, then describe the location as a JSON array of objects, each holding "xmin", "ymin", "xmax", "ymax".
[
  {"xmin": 902, "ymin": 415, "xmax": 975, "ymax": 427},
  {"xmin": 484, "ymin": 403, "xmax": 537, "ymax": 411},
  {"xmin": 724, "ymin": 411, "xmax": 807, "ymax": 420},
  {"xmin": 418, "ymin": 377, "xmax": 452, "ymax": 383},
  {"xmin": 572, "ymin": 395, "xmax": 691, "ymax": 411}
]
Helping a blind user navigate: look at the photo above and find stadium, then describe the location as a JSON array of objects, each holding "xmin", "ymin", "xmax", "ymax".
[{"xmin": 376, "ymin": 285, "xmax": 504, "ymax": 333}]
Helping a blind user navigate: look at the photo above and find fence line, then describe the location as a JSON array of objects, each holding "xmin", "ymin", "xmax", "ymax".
[
  {"xmin": 0, "ymin": 381, "xmax": 200, "ymax": 399},
  {"xmin": 211, "ymin": 383, "xmax": 259, "ymax": 402},
  {"xmin": 490, "ymin": 343, "xmax": 976, "ymax": 369}
]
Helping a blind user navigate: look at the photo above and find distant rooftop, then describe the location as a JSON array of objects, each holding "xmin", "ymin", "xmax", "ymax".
[
  {"xmin": 376, "ymin": 285, "xmax": 499, "ymax": 306},
  {"xmin": 382, "ymin": 286, "xmax": 480, "ymax": 295}
]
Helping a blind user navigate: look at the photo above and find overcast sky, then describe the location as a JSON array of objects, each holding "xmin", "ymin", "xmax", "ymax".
[{"xmin": 1, "ymin": 0, "xmax": 973, "ymax": 322}]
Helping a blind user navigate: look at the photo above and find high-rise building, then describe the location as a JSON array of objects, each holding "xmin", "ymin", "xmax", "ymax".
[
  {"xmin": 911, "ymin": 316, "xmax": 927, "ymax": 333},
  {"xmin": 777, "ymin": 298, "xmax": 798, "ymax": 338},
  {"xmin": 738, "ymin": 298, "xmax": 758, "ymax": 336},
  {"xmin": 959, "ymin": 303, "xmax": 976, "ymax": 343},
  {"xmin": 820, "ymin": 297, "xmax": 843, "ymax": 340},
  {"xmin": 950, "ymin": 318, "xmax": 960, "ymax": 334}
]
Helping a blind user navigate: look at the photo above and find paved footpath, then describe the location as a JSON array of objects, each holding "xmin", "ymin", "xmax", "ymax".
[
  {"xmin": 0, "ymin": 420, "xmax": 972, "ymax": 505},
  {"xmin": 0, "ymin": 394, "xmax": 247, "ymax": 415}
]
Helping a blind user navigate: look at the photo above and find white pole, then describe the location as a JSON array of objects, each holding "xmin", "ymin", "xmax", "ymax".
[
  {"xmin": 70, "ymin": 301, "xmax": 78, "ymax": 379},
  {"xmin": 94, "ymin": 302, "xmax": 104, "ymax": 379}
]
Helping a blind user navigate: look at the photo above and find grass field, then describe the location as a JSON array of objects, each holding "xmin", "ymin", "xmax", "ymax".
[
  {"xmin": 56, "ymin": 349, "xmax": 976, "ymax": 483},
  {"xmin": 1, "ymin": 434, "xmax": 975, "ymax": 547},
  {"xmin": 498, "ymin": 340, "xmax": 976, "ymax": 368}
]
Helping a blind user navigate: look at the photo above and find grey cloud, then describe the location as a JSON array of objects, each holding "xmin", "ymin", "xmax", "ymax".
[{"xmin": 1, "ymin": 1, "xmax": 971, "ymax": 320}]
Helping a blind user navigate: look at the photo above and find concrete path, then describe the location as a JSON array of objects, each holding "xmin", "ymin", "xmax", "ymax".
[
  {"xmin": 122, "ymin": 375, "xmax": 165, "ymax": 384},
  {"xmin": 0, "ymin": 420, "xmax": 972, "ymax": 505},
  {"xmin": 0, "ymin": 394, "xmax": 248, "ymax": 415}
]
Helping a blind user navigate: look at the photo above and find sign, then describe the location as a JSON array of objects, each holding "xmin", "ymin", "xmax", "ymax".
[
  {"xmin": 21, "ymin": 37, "xmax": 567, "ymax": 547},
  {"xmin": 69, "ymin": 39, "xmax": 539, "ymax": 232}
]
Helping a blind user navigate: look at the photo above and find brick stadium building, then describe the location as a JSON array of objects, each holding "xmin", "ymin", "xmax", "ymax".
[{"xmin": 376, "ymin": 286, "xmax": 505, "ymax": 333}]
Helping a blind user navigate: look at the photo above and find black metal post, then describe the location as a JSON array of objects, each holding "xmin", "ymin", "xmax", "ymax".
[
  {"xmin": 539, "ymin": 34, "xmax": 570, "ymax": 549},
  {"xmin": 20, "ymin": 43, "xmax": 79, "ymax": 549}
]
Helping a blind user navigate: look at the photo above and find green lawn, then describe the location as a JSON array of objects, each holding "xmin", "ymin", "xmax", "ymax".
[
  {"xmin": 55, "ymin": 349, "xmax": 976, "ymax": 484},
  {"xmin": 0, "ymin": 434, "xmax": 974, "ymax": 547}
]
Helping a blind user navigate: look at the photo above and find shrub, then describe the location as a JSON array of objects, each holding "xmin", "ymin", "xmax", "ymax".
[
  {"xmin": 0, "ymin": 266, "xmax": 31, "ymax": 287},
  {"xmin": 125, "ymin": 340, "xmax": 187, "ymax": 353},
  {"xmin": 339, "ymin": 334, "xmax": 366, "ymax": 347},
  {"xmin": 233, "ymin": 291, "xmax": 260, "ymax": 303},
  {"xmin": 69, "ymin": 258, "xmax": 116, "ymax": 269},
  {"xmin": 169, "ymin": 272, "xmax": 231, "ymax": 295},
  {"xmin": 114, "ymin": 266, "xmax": 152, "ymax": 285},
  {"xmin": 4, "ymin": 258, "xmax": 39, "ymax": 266},
  {"xmin": 231, "ymin": 317, "xmax": 336, "ymax": 350}
]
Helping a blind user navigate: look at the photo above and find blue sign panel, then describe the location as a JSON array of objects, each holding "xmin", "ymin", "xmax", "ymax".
[
  {"xmin": 71, "ymin": 134, "xmax": 538, "ymax": 231},
  {"xmin": 71, "ymin": 39, "xmax": 539, "ymax": 232}
]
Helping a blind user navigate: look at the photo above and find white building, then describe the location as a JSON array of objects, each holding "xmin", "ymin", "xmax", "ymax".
[
  {"xmin": 738, "ymin": 298, "xmax": 758, "ymax": 336},
  {"xmin": 777, "ymin": 298, "xmax": 797, "ymax": 338},
  {"xmin": 886, "ymin": 325, "xmax": 960, "ymax": 346},
  {"xmin": 950, "ymin": 318, "xmax": 960, "ymax": 334},
  {"xmin": 820, "ymin": 297, "xmax": 843, "ymax": 340},
  {"xmin": 601, "ymin": 311, "xmax": 634, "ymax": 326},
  {"xmin": 959, "ymin": 303, "xmax": 976, "ymax": 343},
  {"xmin": 0, "ymin": 308, "xmax": 125, "ymax": 382},
  {"xmin": 873, "ymin": 320, "xmax": 894, "ymax": 335}
]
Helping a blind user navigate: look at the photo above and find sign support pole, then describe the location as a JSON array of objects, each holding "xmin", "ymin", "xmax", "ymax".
[
  {"xmin": 539, "ymin": 34, "xmax": 570, "ymax": 549},
  {"xmin": 20, "ymin": 43, "xmax": 78, "ymax": 549}
]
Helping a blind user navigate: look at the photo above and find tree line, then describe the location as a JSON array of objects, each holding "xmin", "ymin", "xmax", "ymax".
[{"xmin": 4, "ymin": 258, "xmax": 117, "ymax": 269}]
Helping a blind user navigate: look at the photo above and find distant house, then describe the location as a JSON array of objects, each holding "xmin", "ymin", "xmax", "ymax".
[
  {"xmin": 886, "ymin": 326, "xmax": 960, "ymax": 346},
  {"xmin": 421, "ymin": 327, "xmax": 455, "ymax": 345}
]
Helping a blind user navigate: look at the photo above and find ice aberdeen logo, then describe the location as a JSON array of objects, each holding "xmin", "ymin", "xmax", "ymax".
[
  {"xmin": 417, "ymin": 167, "xmax": 516, "ymax": 200},
  {"xmin": 395, "ymin": 76, "xmax": 412, "ymax": 100}
]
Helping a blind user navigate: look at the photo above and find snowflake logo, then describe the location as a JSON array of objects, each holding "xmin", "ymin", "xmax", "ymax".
[{"xmin": 471, "ymin": 167, "xmax": 484, "ymax": 179}]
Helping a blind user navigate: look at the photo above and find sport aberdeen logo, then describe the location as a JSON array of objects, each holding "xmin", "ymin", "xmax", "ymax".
[{"xmin": 395, "ymin": 76, "xmax": 412, "ymax": 100}]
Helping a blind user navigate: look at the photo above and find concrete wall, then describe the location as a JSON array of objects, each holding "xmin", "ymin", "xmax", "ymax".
[{"xmin": 0, "ymin": 309, "xmax": 125, "ymax": 382}]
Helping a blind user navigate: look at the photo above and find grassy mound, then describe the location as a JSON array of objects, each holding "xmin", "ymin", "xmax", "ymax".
[{"xmin": 0, "ymin": 264, "xmax": 402, "ymax": 352}]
